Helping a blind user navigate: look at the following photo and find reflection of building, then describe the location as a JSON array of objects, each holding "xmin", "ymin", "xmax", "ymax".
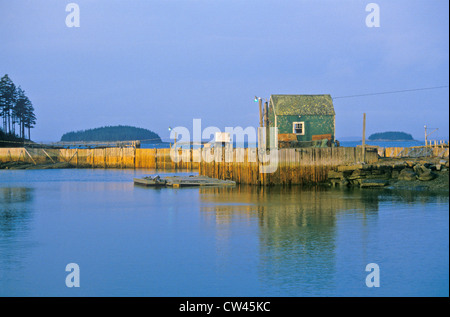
[
  {"xmin": 199, "ymin": 186, "xmax": 380, "ymax": 295},
  {"xmin": 199, "ymin": 186, "xmax": 379, "ymax": 226}
]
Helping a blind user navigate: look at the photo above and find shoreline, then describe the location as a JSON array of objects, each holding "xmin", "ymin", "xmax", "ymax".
[
  {"xmin": 327, "ymin": 157, "xmax": 449, "ymax": 193},
  {"xmin": 2, "ymin": 158, "xmax": 448, "ymax": 193}
]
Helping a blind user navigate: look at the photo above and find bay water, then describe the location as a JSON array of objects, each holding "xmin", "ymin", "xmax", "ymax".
[{"xmin": 0, "ymin": 168, "xmax": 448, "ymax": 296}]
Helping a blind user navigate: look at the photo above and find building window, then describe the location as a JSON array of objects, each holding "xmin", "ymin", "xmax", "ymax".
[{"xmin": 293, "ymin": 122, "xmax": 305, "ymax": 135}]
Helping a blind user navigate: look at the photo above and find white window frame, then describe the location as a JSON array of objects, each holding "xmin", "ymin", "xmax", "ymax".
[{"xmin": 293, "ymin": 121, "xmax": 305, "ymax": 135}]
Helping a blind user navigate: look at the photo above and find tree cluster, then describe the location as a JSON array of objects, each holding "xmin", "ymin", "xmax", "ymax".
[
  {"xmin": 61, "ymin": 125, "xmax": 162, "ymax": 143},
  {"xmin": 368, "ymin": 131, "xmax": 414, "ymax": 141},
  {"xmin": 0, "ymin": 74, "xmax": 36, "ymax": 140}
]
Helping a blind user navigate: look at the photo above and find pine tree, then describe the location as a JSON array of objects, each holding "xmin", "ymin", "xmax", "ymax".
[
  {"xmin": 23, "ymin": 102, "xmax": 36, "ymax": 140},
  {"xmin": 0, "ymin": 74, "xmax": 17, "ymax": 134},
  {"xmin": 13, "ymin": 87, "xmax": 31, "ymax": 139}
]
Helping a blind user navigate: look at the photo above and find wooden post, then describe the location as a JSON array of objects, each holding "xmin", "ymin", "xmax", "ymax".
[
  {"xmin": 24, "ymin": 148, "xmax": 36, "ymax": 165},
  {"xmin": 362, "ymin": 113, "xmax": 366, "ymax": 163},
  {"xmin": 259, "ymin": 98, "xmax": 263, "ymax": 128},
  {"xmin": 67, "ymin": 150, "xmax": 78, "ymax": 165},
  {"xmin": 265, "ymin": 101, "xmax": 269, "ymax": 149},
  {"xmin": 42, "ymin": 149, "xmax": 55, "ymax": 163},
  {"xmin": 425, "ymin": 126, "xmax": 439, "ymax": 148}
]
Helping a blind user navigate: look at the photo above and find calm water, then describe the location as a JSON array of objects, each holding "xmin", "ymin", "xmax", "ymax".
[{"xmin": 0, "ymin": 169, "xmax": 448, "ymax": 297}]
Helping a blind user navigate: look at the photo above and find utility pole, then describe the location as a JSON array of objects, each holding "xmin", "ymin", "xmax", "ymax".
[
  {"xmin": 255, "ymin": 96, "xmax": 264, "ymax": 148},
  {"xmin": 264, "ymin": 101, "xmax": 269, "ymax": 149},
  {"xmin": 169, "ymin": 126, "xmax": 177, "ymax": 149},
  {"xmin": 259, "ymin": 98, "xmax": 263, "ymax": 128},
  {"xmin": 264, "ymin": 102, "xmax": 269, "ymax": 127},
  {"xmin": 362, "ymin": 113, "xmax": 366, "ymax": 163}
]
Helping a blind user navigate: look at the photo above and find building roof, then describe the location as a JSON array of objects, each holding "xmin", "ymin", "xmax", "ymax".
[{"xmin": 270, "ymin": 94, "xmax": 335, "ymax": 116}]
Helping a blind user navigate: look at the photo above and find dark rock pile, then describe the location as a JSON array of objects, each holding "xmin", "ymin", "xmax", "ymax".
[{"xmin": 328, "ymin": 158, "xmax": 449, "ymax": 189}]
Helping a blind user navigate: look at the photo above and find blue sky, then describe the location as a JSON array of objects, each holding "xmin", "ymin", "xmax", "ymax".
[{"xmin": 0, "ymin": 0, "xmax": 448, "ymax": 142}]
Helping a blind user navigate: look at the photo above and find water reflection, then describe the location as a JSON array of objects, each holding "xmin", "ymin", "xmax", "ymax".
[
  {"xmin": 199, "ymin": 186, "xmax": 383, "ymax": 295},
  {"xmin": 0, "ymin": 169, "xmax": 446, "ymax": 296},
  {"xmin": 199, "ymin": 185, "xmax": 448, "ymax": 295},
  {"xmin": 0, "ymin": 187, "xmax": 35, "ymax": 273},
  {"xmin": 60, "ymin": 181, "xmax": 134, "ymax": 193},
  {"xmin": 380, "ymin": 188, "xmax": 449, "ymax": 205},
  {"xmin": 0, "ymin": 187, "xmax": 34, "ymax": 236}
]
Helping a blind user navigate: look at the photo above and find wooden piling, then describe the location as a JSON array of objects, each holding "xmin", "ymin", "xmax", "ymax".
[{"xmin": 3, "ymin": 145, "xmax": 448, "ymax": 184}]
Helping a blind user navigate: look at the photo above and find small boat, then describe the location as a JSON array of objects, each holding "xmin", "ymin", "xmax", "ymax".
[{"xmin": 133, "ymin": 175, "xmax": 235, "ymax": 188}]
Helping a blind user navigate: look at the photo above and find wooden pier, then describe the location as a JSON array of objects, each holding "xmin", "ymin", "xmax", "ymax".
[
  {"xmin": 1, "ymin": 145, "xmax": 448, "ymax": 186},
  {"xmin": 198, "ymin": 147, "xmax": 380, "ymax": 185}
]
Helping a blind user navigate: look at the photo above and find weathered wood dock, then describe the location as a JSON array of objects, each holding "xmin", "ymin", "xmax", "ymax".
[
  {"xmin": 198, "ymin": 147, "xmax": 380, "ymax": 185},
  {"xmin": 1, "ymin": 145, "xmax": 448, "ymax": 186},
  {"xmin": 133, "ymin": 175, "xmax": 236, "ymax": 188}
]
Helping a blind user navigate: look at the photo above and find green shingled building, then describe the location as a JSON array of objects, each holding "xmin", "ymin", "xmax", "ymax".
[{"xmin": 268, "ymin": 94, "xmax": 335, "ymax": 147}]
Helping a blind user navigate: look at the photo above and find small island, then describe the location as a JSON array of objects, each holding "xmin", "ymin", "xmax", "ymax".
[
  {"xmin": 368, "ymin": 131, "xmax": 415, "ymax": 141},
  {"xmin": 61, "ymin": 125, "xmax": 162, "ymax": 143}
]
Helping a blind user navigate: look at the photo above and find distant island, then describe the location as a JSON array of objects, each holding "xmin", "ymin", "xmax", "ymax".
[
  {"xmin": 368, "ymin": 131, "xmax": 415, "ymax": 141},
  {"xmin": 60, "ymin": 125, "xmax": 162, "ymax": 143}
]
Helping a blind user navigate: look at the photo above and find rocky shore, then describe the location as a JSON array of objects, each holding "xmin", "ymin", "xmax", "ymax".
[{"xmin": 328, "ymin": 157, "xmax": 449, "ymax": 192}]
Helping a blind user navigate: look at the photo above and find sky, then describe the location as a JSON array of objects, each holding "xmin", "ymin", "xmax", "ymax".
[{"xmin": 0, "ymin": 0, "xmax": 448, "ymax": 142}]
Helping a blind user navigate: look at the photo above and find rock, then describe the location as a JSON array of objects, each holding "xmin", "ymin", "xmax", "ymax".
[
  {"xmin": 413, "ymin": 164, "xmax": 429, "ymax": 175},
  {"xmin": 337, "ymin": 164, "xmax": 364, "ymax": 172},
  {"xmin": 360, "ymin": 179, "xmax": 389, "ymax": 188},
  {"xmin": 348, "ymin": 169, "xmax": 367, "ymax": 180},
  {"xmin": 371, "ymin": 169, "xmax": 383, "ymax": 175},
  {"xmin": 412, "ymin": 164, "xmax": 437, "ymax": 181},
  {"xmin": 328, "ymin": 170, "xmax": 345, "ymax": 179},
  {"xmin": 436, "ymin": 164, "xmax": 442, "ymax": 171},
  {"xmin": 398, "ymin": 169, "xmax": 417, "ymax": 181},
  {"xmin": 392, "ymin": 162, "xmax": 406, "ymax": 170},
  {"xmin": 438, "ymin": 159, "xmax": 448, "ymax": 169},
  {"xmin": 405, "ymin": 160, "xmax": 415, "ymax": 168},
  {"xmin": 391, "ymin": 170, "xmax": 400, "ymax": 179},
  {"xmin": 418, "ymin": 171, "xmax": 437, "ymax": 181},
  {"xmin": 366, "ymin": 165, "xmax": 391, "ymax": 178}
]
